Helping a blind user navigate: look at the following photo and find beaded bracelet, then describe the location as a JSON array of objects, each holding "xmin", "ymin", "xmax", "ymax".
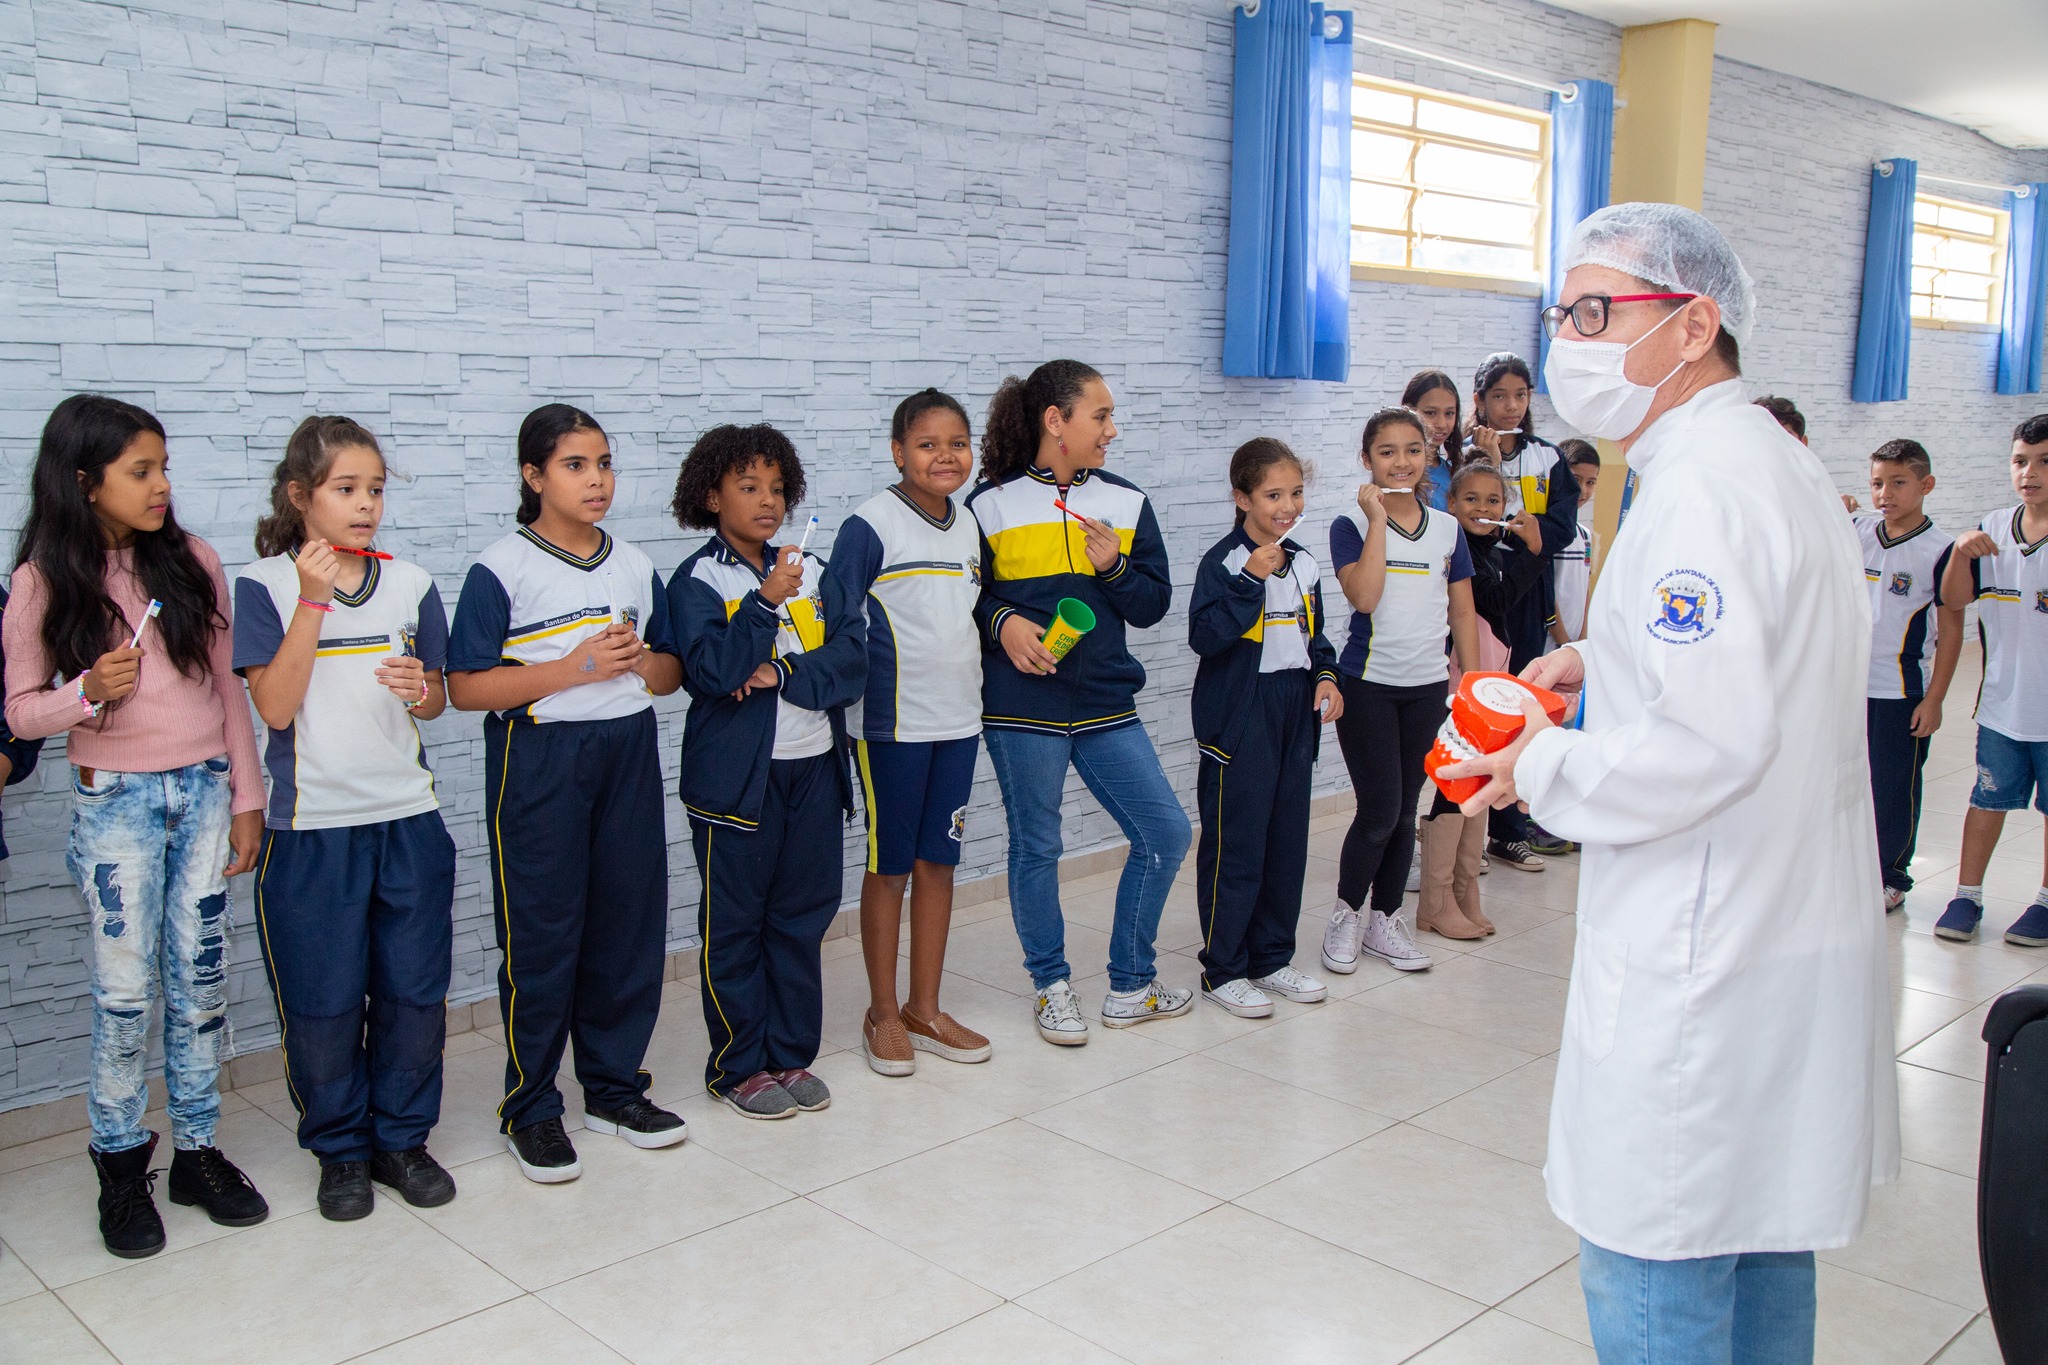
[
  {"xmin": 297, "ymin": 596, "xmax": 334, "ymax": 613},
  {"xmin": 74, "ymin": 676, "xmax": 103, "ymax": 719}
]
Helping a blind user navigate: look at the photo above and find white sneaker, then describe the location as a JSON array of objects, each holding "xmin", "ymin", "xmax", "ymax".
[
  {"xmin": 1100, "ymin": 979, "xmax": 1195, "ymax": 1027},
  {"xmin": 1035, "ymin": 981, "xmax": 1089, "ymax": 1046},
  {"xmin": 1883, "ymin": 887, "xmax": 1906, "ymax": 914},
  {"xmin": 1361, "ymin": 908, "xmax": 1433, "ymax": 971},
  {"xmin": 1405, "ymin": 858, "xmax": 1421, "ymax": 894},
  {"xmin": 1321, "ymin": 903, "xmax": 1362, "ymax": 974},
  {"xmin": 1202, "ymin": 978, "xmax": 1274, "ymax": 1018},
  {"xmin": 1251, "ymin": 964, "xmax": 1329, "ymax": 1003}
]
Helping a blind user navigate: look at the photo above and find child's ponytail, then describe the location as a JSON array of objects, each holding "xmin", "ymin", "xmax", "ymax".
[
  {"xmin": 255, "ymin": 415, "xmax": 385, "ymax": 559},
  {"xmin": 979, "ymin": 359, "xmax": 1102, "ymax": 484}
]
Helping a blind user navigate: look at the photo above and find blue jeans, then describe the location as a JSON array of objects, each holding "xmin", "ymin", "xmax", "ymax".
[
  {"xmin": 983, "ymin": 722, "xmax": 1191, "ymax": 993},
  {"xmin": 68, "ymin": 757, "xmax": 235, "ymax": 1154},
  {"xmin": 1579, "ymin": 1237, "xmax": 1816, "ymax": 1365}
]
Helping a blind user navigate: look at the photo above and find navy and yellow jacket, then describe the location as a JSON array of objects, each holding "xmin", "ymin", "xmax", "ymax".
[
  {"xmin": 667, "ymin": 533, "xmax": 866, "ymax": 829},
  {"xmin": 0, "ymin": 585, "xmax": 42, "ymax": 860},
  {"xmin": 1187, "ymin": 528, "xmax": 1338, "ymax": 765},
  {"xmin": 966, "ymin": 466, "xmax": 1172, "ymax": 735}
]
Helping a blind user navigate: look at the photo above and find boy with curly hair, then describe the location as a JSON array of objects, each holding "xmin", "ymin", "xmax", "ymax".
[{"xmin": 665, "ymin": 425, "xmax": 866, "ymax": 1119}]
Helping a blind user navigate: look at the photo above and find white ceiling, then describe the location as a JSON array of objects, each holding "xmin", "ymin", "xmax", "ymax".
[{"xmin": 1549, "ymin": 1, "xmax": 2048, "ymax": 151}]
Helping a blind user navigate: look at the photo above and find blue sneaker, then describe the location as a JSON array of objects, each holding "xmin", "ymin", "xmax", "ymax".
[
  {"xmin": 2005, "ymin": 904, "xmax": 2048, "ymax": 948},
  {"xmin": 1934, "ymin": 898, "xmax": 1983, "ymax": 942}
]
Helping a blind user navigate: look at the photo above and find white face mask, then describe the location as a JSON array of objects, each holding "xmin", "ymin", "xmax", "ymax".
[{"xmin": 1543, "ymin": 305, "xmax": 1688, "ymax": 441}]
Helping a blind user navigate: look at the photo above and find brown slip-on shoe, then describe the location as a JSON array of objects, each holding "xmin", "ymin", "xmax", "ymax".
[
  {"xmin": 901, "ymin": 1006, "xmax": 992, "ymax": 1064},
  {"xmin": 863, "ymin": 1009, "xmax": 916, "ymax": 1077}
]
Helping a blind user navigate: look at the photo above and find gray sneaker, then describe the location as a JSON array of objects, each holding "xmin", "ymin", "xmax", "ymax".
[
  {"xmin": 721, "ymin": 1072, "xmax": 799, "ymax": 1120},
  {"xmin": 768, "ymin": 1068, "xmax": 831, "ymax": 1111},
  {"xmin": 1100, "ymin": 979, "xmax": 1195, "ymax": 1028}
]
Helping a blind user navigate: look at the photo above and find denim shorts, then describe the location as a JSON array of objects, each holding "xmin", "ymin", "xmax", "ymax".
[{"xmin": 1971, "ymin": 724, "xmax": 2048, "ymax": 815}]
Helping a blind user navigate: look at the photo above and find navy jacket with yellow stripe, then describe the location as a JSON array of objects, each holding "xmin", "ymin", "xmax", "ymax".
[
  {"xmin": 668, "ymin": 533, "xmax": 865, "ymax": 829},
  {"xmin": 966, "ymin": 465, "xmax": 1172, "ymax": 735},
  {"xmin": 1186, "ymin": 528, "xmax": 1338, "ymax": 765}
]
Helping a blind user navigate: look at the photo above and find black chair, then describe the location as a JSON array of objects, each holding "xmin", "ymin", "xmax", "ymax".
[{"xmin": 1981, "ymin": 983, "xmax": 2048, "ymax": 1363}]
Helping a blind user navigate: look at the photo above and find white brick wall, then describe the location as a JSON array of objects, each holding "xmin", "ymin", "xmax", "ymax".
[
  {"xmin": 0, "ymin": 0, "xmax": 2040, "ymax": 1110},
  {"xmin": 1703, "ymin": 57, "xmax": 2048, "ymax": 523}
]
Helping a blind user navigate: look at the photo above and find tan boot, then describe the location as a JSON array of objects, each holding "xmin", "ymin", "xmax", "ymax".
[
  {"xmin": 1416, "ymin": 815, "xmax": 1486, "ymax": 940},
  {"xmin": 1453, "ymin": 811, "xmax": 1494, "ymax": 934}
]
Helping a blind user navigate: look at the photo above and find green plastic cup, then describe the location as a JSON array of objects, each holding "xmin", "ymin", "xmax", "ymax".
[{"xmin": 1040, "ymin": 597, "xmax": 1097, "ymax": 661}]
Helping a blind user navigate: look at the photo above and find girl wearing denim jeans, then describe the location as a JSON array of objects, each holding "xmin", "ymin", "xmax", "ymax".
[
  {"xmin": 4, "ymin": 395, "xmax": 270, "ymax": 1259},
  {"xmin": 965, "ymin": 360, "xmax": 1192, "ymax": 1046}
]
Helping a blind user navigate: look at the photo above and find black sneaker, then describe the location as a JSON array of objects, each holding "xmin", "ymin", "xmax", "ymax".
[
  {"xmin": 371, "ymin": 1147, "xmax": 457, "ymax": 1207},
  {"xmin": 89, "ymin": 1132, "xmax": 165, "ymax": 1259},
  {"xmin": 1525, "ymin": 825, "xmax": 1574, "ymax": 857},
  {"xmin": 167, "ymin": 1145, "xmax": 269, "ymax": 1227},
  {"xmin": 1487, "ymin": 839, "xmax": 1546, "ymax": 872},
  {"xmin": 584, "ymin": 1098, "xmax": 688, "ymax": 1150},
  {"xmin": 505, "ymin": 1116, "xmax": 581, "ymax": 1184},
  {"xmin": 317, "ymin": 1160, "xmax": 374, "ymax": 1222}
]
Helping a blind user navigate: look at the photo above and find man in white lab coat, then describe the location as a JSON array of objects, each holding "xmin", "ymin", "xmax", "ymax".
[{"xmin": 1443, "ymin": 203, "xmax": 1900, "ymax": 1364}]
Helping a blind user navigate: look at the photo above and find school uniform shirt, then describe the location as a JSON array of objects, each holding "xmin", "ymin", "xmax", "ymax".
[
  {"xmin": 446, "ymin": 526, "xmax": 677, "ymax": 724},
  {"xmin": 1186, "ymin": 529, "xmax": 1338, "ymax": 765},
  {"xmin": 1855, "ymin": 514, "xmax": 1951, "ymax": 702},
  {"xmin": 1968, "ymin": 505, "xmax": 2048, "ymax": 742},
  {"xmin": 1496, "ymin": 434, "xmax": 1578, "ymax": 539},
  {"xmin": 825, "ymin": 486, "xmax": 983, "ymax": 743},
  {"xmin": 1552, "ymin": 520, "xmax": 1596, "ymax": 642},
  {"xmin": 967, "ymin": 465, "xmax": 1172, "ymax": 735},
  {"xmin": 1329, "ymin": 505, "xmax": 1473, "ymax": 686},
  {"xmin": 234, "ymin": 554, "xmax": 451, "ymax": 831},
  {"xmin": 669, "ymin": 533, "xmax": 866, "ymax": 828}
]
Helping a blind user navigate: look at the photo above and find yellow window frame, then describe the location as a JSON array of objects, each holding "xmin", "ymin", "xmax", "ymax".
[
  {"xmin": 1910, "ymin": 193, "xmax": 2008, "ymax": 330},
  {"xmin": 1350, "ymin": 74, "xmax": 1551, "ymax": 289}
]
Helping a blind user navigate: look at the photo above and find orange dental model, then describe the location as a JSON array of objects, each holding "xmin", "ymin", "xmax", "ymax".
[{"xmin": 1424, "ymin": 672, "xmax": 1571, "ymax": 805}]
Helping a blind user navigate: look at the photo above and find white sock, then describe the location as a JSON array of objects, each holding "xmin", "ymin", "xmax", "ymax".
[
  {"xmin": 2035, "ymin": 886, "xmax": 2048, "ymax": 909},
  {"xmin": 1957, "ymin": 884, "xmax": 1984, "ymax": 906}
]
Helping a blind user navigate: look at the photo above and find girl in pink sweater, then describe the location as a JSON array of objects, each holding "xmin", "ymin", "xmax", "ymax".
[{"xmin": 4, "ymin": 395, "xmax": 269, "ymax": 1259}]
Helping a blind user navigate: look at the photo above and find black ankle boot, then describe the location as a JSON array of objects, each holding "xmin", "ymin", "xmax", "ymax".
[
  {"xmin": 167, "ymin": 1145, "xmax": 269, "ymax": 1227},
  {"xmin": 90, "ymin": 1132, "xmax": 165, "ymax": 1259}
]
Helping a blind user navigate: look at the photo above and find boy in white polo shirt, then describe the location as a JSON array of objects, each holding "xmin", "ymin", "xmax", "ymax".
[
  {"xmin": 1854, "ymin": 439, "xmax": 1963, "ymax": 914},
  {"xmin": 1937, "ymin": 415, "xmax": 2048, "ymax": 945}
]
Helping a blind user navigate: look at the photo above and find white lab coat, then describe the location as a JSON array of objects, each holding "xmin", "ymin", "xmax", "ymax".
[{"xmin": 1517, "ymin": 380, "xmax": 1900, "ymax": 1259}]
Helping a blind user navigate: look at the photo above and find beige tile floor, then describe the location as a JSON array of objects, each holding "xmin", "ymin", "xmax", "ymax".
[{"xmin": 1, "ymin": 704, "xmax": 2040, "ymax": 1362}]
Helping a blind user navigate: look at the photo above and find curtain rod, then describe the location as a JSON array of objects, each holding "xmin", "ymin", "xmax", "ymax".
[
  {"xmin": 1875, "ymin": 160, "xmax": 2033, "ymax": 199},
  {"xmin": 1235, "ymin": 5, "xmax": 1618, "ymax": 106}
]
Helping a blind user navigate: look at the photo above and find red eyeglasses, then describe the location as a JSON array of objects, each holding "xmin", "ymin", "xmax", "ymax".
[{"xmin": 1541, "ymin": 293, "xmax": 1698, "ymax": 339}]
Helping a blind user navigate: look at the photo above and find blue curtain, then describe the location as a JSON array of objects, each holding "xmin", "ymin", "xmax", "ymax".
[
  {"xmin": 1223, "ymin": 2, "xmax": 1352, "ymax": 381},
  {"xmin": 1998, "ymin": 184, "xmax": 2048, "ymax": 395},
  {"xmin": 1853, "ymin": 158, "xmax": 1916, "ymax": 403},
  {"xmin": 1536, "ymin": 79, "xmax": 1613, "ymax": 390}
]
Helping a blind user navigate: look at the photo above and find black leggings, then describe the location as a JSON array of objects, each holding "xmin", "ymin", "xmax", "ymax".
[{"xmin": 1334, "ymin": 675, "xmax": 1448, "ymax": 914}]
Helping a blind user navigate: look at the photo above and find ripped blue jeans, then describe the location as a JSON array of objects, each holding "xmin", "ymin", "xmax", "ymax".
[{"xmin": 67, "ymin": 756, "xmax": 234, "ymax": 1154}]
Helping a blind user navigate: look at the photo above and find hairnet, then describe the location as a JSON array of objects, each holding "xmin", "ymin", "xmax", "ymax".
[{"xmin": 1561, "ymin": 203, "xmax": 1756, "ymax": 345}]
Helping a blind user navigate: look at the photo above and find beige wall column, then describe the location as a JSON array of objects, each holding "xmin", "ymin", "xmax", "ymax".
[{"xmin": 1589, "ymin": 18, "xmax": 1717, "ymax": 569}]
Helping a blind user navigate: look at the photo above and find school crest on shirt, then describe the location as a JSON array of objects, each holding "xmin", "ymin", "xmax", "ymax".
[
  {"xmin": 967, "ymin": 553, "xmax": 982, "ymax": 587},
  {"xmin": 1647, "ymin": 569, "xmax": 1722, "ymax": 645},
  {"xmin": 2036, "ymin": 589, "xmax": 2048, "ymax": 616},
  {"xmin": 1889, "ymin": 572, "xmax": 1913, "ymax": 597}
]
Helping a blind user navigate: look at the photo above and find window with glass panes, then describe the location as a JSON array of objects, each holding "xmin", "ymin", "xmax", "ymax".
[
  {"xmin": 1911, "ymin": 195, "xmax": 2007, "ymax": 326},
  {"xmin": 1351, "ymin": 76, "xmax": 1549, "ymax": 283}
]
